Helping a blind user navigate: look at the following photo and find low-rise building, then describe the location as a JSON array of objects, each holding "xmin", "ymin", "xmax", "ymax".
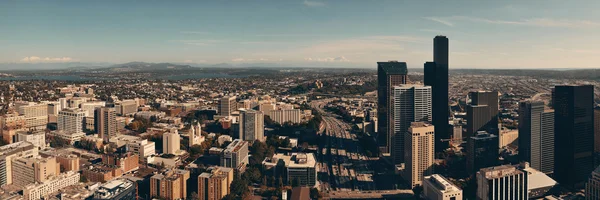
[
  {"xmin": 93, "ymin": 179, "xmax": 136, "ymax": 200},
  {"xmin": 423, "ymin": 174, "xmax": 463, "ymax": 200},
  {"xmin": 22, "ymin": 171, "xmax": 80, "ymax": 200},
  {"xmin": 263, "ymin": 153, "xmax": 317, "ymax": 187}
]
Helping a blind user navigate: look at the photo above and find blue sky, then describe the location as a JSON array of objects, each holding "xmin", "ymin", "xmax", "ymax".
[{"xmin": 1, "ymin": 0, "xmax": 600, "ymax": 68}]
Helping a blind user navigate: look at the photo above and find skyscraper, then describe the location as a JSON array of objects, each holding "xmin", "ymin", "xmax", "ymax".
[
  {"xmin": 424, "ymin": 35, "xmax": 449, "ymax": 152},
  {"xmin": 377, "ymin": 61, "xmax": 408, "ymax": 155},
  {"xmin": 594, "ymin": 107, "xmax": 600, "ymax": 153},
  {"xmin": 239, "ymin": 109, "xmax": 265, "ymax": 142},
  {"xmin": 391, "ymin": 85, "xmax": 432, "ymax": 164},
  {"xmin": 466, "ymin": 91, "xmax": 499, "ymax": 137},
  {"xmin": 467, "ymin": 131, "xmax": 499, "ymax": 172},
  {"xmin": 554, "ymin": 85, "xmax": 595, "ymax": 186},
  {"xmin": 518, "ymin": 101, "xmax": 554, "ymax": 174},
  {"xmin": 404, "ymin": 122, "xmax": 434, "ymax": 188},
  {"xmin": 95, "ymin": 107, "xmax": 117, "ymax": 143}
]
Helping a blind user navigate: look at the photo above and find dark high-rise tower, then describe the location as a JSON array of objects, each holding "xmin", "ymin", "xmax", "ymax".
[
  {"xmin": 466, "ymin": 91, "xmax": 499, "ymax": 137},
  {"xmin": 425, "ymin": 36, "xmax": 449, "ymax": 152},
  {"xmin": 377, "ymin": 61, "xmax": 408, "ymax": 154},
  {"xmin": 554, "ymin": 85, "xmax": 594, "ymax": 186},
  {"xmin": 518, "ymin": 101, "xmax": 554, "ymax": 174}
]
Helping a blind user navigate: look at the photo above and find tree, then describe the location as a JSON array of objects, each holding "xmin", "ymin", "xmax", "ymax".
[
  {"xmin": 310, "ymin": 188, "xmax": 322, "ymax": 199},
  {"xmin": 80, "ymin": 175, "xmax": 88, "ymax": 183}
]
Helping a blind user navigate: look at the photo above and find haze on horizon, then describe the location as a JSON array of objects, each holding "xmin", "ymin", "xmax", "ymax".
[{"xmin": 1, "ymin": 0, "xmax": 600, "ymax": 69}]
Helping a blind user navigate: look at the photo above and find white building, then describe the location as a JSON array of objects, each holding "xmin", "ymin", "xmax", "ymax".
[
  {"xmin": 163, "ymin": 129, "xmax": 181, "ymax": 155},
  {"xmin": 266, "ymin": 109, "xmax": 302, "ymax": 124},
  {"xmin": 22, "ymin": 171, "xmax": 80, "ymax": 200},
  {"xmin": 80, "ymin": 101, "xmax": 106, "ymax": 117},
  {"xmin": 127, "ymin": 139, "xmax": 156, "ymax": 158},
  {"xmin": 476, "ymin": 163, "xmax": 528, "ymax": 200},
  {"xmin": 391, "ymin": 85, "xmax": 432, "ymax": 165},
  {"xmin": 220, "ymin": 139, "xmax": 249, "ymax": 171},
  {"xmin": 58, "ymin": 108, "xmax": 86, "ymax": 134},
  {"xmin": 16, "ymin": 130, "xmax": 46, "ymax": 148},
  {"xmin": 423, "ymin": 174, "xmax": 463, "ymax": 200},
  {"xmin": 262, "ymin": 153, "xmax": 317, "ymax": 187},
  {"xmin": 0, "ymin": 141, "xmax": 37, "ymax": 186}
]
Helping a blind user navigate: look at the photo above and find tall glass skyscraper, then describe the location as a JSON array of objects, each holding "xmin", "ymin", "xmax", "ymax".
[
  {"xmin": 425, "ymin": 36, "xmax": 449, "ymax": 152},
  {"xmin": 377, "ymin": 61, "xmax": 408, "ymax": 155},
  {"xmin": 554, "ymin": 85, "xmax": 595, "ymax": 186},
  {"xmin": 518, "ymin": 101, "xmax": 554, "ymax": 174},
  {"xmin": 391, "ymin": 85, "xmax": 431, "ymax": 164}
]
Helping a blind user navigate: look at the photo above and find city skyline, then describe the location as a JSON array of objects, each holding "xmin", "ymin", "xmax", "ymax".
[{"xmin": 2, "ymin": 0, "xmax": 600, "ymax": 69}]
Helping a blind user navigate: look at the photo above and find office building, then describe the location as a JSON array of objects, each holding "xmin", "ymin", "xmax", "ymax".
[
  {"xmin": 58, "ymin": 108, "xmax": 86, "ymax": 134},
  {"xmin": 220, "ymin": 139, "xmax": 249, "ymax": 172},
  {"xmin": 265, "ymin": 109, "xmax": 302, "ymax": 124},
  {"xmin": 377, "ymin": 61, "xmax": 408, "ymax": 154},
  {"xmin": 126, "ymin": 139, "xmax": 156, "ymax": 158},
  {"xmin": 239, "ymin": 109, "xmax": 265, "ymax": 142},
  {"xmin": 476, "ymin": 163, "xmax": 528, "ymax": 200},
  {"xmin": 15, "ymin": 102, "xmax": 49, "ymax": 130},
  {"xmin": 587, "ymin": 165, "xmax": 600, "ymax": 200},
  {"xmin": 477, "ymin": 162, "xmax": 557, "ymax": 200},
  {"xmin": 150, "ymin": 169, "xmax": 190, "ymax": 200},
  {"xmin": 0, "ymin": 141, "xmax": 37, "ymax": 186},
  {"xmin": 95, "ymin": 107, "xmax": 117, "ymax": 143},
  {"xmin": 554, "ymin": 85, "xmax": 594, "ymax": 186},
  {"xmin": 423, "ymin": 36, "xmax": 450, "ymax": 152},
  {"xmin": 423, "ymin": 174, "xmax": 463, "ymax": 200},
  {"xmin": 115, "ymin": 100, "xmax": 138, "ymax": 116},
  {"xmin": 218, "ymin": 96, "xmax": 237, "ymax": 116},
  {"xmin": 16, "ymin": 130, "xmax": 46, "ymax": 148},
  {"xmin": 466, "ymin": 91, "xmax": 499, "ymax": 137},
  {"xmin": 262, "ymin": 153, "xmax": 317, "ymax": 187},
  {"xmin": 0, "ymin": 113, "xmax": 26, "ymax": 144},
  {"xmin": 12, "ymin": 155, "xmax": 61, "ymax": 187},
  {"xmin": 467, "ymin": 131, "xmax": 499, "ymax": 172},
  {"xmin": 93, "ymin": 179, "xmax": 136, "ymax": 200},
  {"xmin": 81, "ymin": 101, "xmax": 106, "ymax": 117},
  {"xmin": 163, "ymin": 129, "xmax": 181, "ymax": 155},
  {"xmin": 102, "ymin": 153, "xmax": 139, "ymax": 173},
  {"xmin": 22, "ymin": 171, "xmax": 80, "ymax": 200},
  {"xmin": 198, "ymin": 166, "xmax": 234, "ymax": 200},
  {"xmin": 391, "ymin": 85, "xmax": 432, "ymax": 164},
  {"xmin": 518, "ymin": 101, "xmax": 554, "ymax": 174},
  {"xmin": 404, "ymin": 122, "xmax": 435, "ymax": 188}
]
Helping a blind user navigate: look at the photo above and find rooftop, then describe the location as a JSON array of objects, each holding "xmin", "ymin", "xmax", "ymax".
[{"xmin": 424, "ymin": 174, "xmax": 460, "ymax": 192}]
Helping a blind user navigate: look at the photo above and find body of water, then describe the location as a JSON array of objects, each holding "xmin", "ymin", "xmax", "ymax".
[{"xmin": 0, "ymin": 73, "xmax": 241, "ymax": 81}]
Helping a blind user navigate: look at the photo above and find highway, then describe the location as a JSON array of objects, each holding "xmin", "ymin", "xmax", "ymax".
[{"xmin": 311, "ymin": 99, "xmax": 378, "ymax": 193}]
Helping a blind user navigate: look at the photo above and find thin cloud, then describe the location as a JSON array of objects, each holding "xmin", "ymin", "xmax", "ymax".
[
  {"xmin": 303, "ymin": 0, "xmax": 325, "ymax": 7},
  {"xmin": 305, "ymin": 56, "xmax": 350, "ymax": 62},
  {"xmin": 449, "ymin": 16, "xmax": 600, "ymax": 28},
  {"xmin": 180, "ymin": 31, "xmax": 210, "ymax": 34},
  {"xmin": 423, "ymin": 17, "xmax": 454, "ymax": 27},
  {"xmin": 20, "ymin": 56, "xmax": 73, "ymax": 63}
]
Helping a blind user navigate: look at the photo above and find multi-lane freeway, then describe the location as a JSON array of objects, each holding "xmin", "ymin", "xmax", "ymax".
[{"xmin": 311, "ymin": 99, "xmax": 378, "ymax": 193}]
